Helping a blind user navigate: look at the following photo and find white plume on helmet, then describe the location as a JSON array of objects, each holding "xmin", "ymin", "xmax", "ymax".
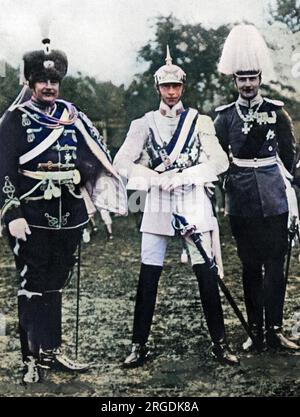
[
  {"xmin": 154, "ymin": 45, "xmax": 186, "ymax": 86},
  {"xmin": 218, "ymin": 24, "xmax": 275, "ymax": 80}
]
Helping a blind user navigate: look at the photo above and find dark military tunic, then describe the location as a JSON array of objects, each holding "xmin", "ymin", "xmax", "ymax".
[
  {"xmin": 0, "ymin": 99, "xmax": 111, "ymax": 230},
  {"xmin": 214, "ymin": 96, "xmax": 296, "ymax": 217}
]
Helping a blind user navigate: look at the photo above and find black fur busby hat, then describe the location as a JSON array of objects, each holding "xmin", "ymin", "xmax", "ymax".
[{"xmin": 23, "ymin": 38, "xmax": 68, "ymax": 87}]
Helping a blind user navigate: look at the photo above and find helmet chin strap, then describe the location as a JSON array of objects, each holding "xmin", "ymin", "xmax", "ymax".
[{"xmin": 159, "ymin": 95, "xmax": 183, "ymax": 109}]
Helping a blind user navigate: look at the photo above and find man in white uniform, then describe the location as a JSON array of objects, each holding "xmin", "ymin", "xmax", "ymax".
[{"xmin": 114, "ymin": 47, "xmax": 238, "ymax": 366}]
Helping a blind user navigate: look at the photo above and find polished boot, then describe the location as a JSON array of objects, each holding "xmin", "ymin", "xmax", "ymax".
[
  {"xmin": 18, "ymin": 294, "xmax": 44, "ymax": 361},
  {"xmin": 123, "ymin": 343, "xmax": 150, "ymax": 368},
  {"xmin": 41, "ymin": 291, "xmax": 62, "ymax": 352},
  {"xmin": 132, "ymin": 263, "xmax": 162, "ymax": 345},
  {"xmin": 266, "ymin": 326, "xmax": 299, "ymax": 350},
  {"xmin": 193, "ymin": 263, "xmax": 226, "ymax": 343},
  {"xmin": 241, "ymin": 261, "xmax": 264, "ymax": 332},
  {"xmin": 264, "ymin": 257, "xmax": 286, "ymax": 332},
  {"xmin": 211, "ymin": 340, "xmax": 240, "ymax": 366},
  {"xmin": 193, "ymin": 264, "xmax": 239, "ymax": 366},
  {"xmin": 124, "ymin": 264, "xmax": 162, "ymax": 368}
]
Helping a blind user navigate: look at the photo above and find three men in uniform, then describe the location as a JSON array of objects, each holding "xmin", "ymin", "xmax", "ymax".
[{"xmin": 1, "ymin": 25, "xmax": 299, "ymax": 384}]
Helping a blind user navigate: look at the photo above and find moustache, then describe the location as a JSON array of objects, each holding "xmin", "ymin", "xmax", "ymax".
[{"xmin": 41, "ymin": 89, "xmax": 56, "ymax": 94}]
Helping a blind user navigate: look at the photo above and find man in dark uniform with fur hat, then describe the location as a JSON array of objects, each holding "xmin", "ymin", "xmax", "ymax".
[
  {"xmin": 214, "ymin": 25, "xmax": 299, "ymax": 352},
  {"xmin": 0, "ymin": 39, "xmax": 127, "ymax": 383}
]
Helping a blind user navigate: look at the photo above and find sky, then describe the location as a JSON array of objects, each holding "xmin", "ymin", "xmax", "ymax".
[{"xmin": 0, "ymin": 0, "xmax": 275, "ymax": 85}]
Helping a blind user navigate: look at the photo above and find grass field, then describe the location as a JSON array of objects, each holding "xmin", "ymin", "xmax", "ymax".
[{"xmin": 0, "ymin": 213, "xmax": 300, "ymax": 397}]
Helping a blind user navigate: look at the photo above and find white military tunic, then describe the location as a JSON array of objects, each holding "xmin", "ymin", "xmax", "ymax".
[{"xmin": 114, "ymin": 101, "xmax": 228, "ymax": 267}]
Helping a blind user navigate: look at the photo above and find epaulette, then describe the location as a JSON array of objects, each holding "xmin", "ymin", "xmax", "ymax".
[
  {"xmin": 215, "ymin": 102, "xmax": 235, "ymax": 112},
  {"xmin": 264, "ymin": 98, "xmax": 284, "ymax": 107},
  {"xmin": 196, "ymin": 114, "xmax": 215, "ymax": 135}
]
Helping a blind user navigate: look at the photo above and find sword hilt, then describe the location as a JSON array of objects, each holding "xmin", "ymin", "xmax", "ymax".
[
  {"xmin": 288, "ymin": 215, "xmax": 299, "ymax": 239},
  {"xmin": 172, "ymin": 213, "xmax": 197, "ymax": 237}
]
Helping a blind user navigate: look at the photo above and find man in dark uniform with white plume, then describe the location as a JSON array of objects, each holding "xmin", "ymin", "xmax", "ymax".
[
  {"xmin": 214, "ymin": 25, "xmax": 299, "ymax": 352},
  {"xmin": 0, "ymin": 39, "xmax": 127, "ymax": 383}
]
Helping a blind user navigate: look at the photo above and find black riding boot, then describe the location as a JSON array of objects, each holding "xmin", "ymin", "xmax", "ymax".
[
  {"xmin": 264, "ymin": 256, "xmax": 286, "ymax": 331},
  {"xmin": 124, "ymin": 263, "xmax": 162, "ymax": 367},
  {"xmin": 241, "ymin": 261, "xmax": 264, "ymax": 352},
  {"xmin": 242, "ymin": 261, "xmax": 264, "ymax": 330},
  {"xmin": 132, "ymin": 263, "xmax": 163, "ymax": 345},
  {"xmin": 193, "ymin": 263, "xmax": 225, "ymax": 343},
  {"xmin": 18, "ymin": 294, "xmax": 44, "ymax": 361},
  {"xmin": 40, "ymin": 291, "xmax": 62, "ymax": 351},
  {"xmin": 18, "ymin": 294, "xmax": 44, "ymax": 383},
  {"xmin": 193, "ymin": 263, "xmax": 239, "ymax": 366}
]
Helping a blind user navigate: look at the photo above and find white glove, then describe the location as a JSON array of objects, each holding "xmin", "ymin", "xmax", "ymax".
[
  {"xmin": 158, "ymin": 172, "xmax": 190, "ymax": 192},
  {"xmin": 127, "ymin": 164, "xmax": 160, "ymax": 191},
  {"xmin": 156, "ymin": 169, "xmax": 177, "ymax": 190},
  {"xmin": 8, "ymin": 218, "xmax": 31, "ymax": 241}
]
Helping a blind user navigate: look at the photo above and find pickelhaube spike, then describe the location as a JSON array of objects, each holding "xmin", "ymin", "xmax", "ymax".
[{"xmin": 165, "ymin": 45, "xmax": 172, "ymax": 66}]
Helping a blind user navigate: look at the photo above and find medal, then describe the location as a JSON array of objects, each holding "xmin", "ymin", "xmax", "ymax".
[{"xmin": 235, "ymin": 101, "xmax": 263, "ymax": 135}]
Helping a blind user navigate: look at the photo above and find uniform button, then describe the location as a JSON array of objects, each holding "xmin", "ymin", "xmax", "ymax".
[{"xmin": 268, "ymin": 146, "xmax": 273, "ymax": 151}]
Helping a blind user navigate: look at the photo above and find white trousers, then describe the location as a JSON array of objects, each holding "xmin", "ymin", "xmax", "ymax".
[{"xmin": 141, "ymin": 232, "xmax": 212, "ymax": 266}]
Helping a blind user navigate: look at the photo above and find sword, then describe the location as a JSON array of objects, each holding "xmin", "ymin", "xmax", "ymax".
[
  {"xmin": 75, "ymin": 236, "xmax": 82, "ymax": 359},
  {"xmin": 285, "ymin": 215, "xmax": 300, "ymax": 284},
  {"xmin": 172, "ymin": 213, "xmax": 260, "ymax": 348}
]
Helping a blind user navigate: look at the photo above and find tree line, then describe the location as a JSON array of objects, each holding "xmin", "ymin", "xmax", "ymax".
[{"xmin": 0, "ymin": 2, "xmax": 299, "ymax": 154}]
